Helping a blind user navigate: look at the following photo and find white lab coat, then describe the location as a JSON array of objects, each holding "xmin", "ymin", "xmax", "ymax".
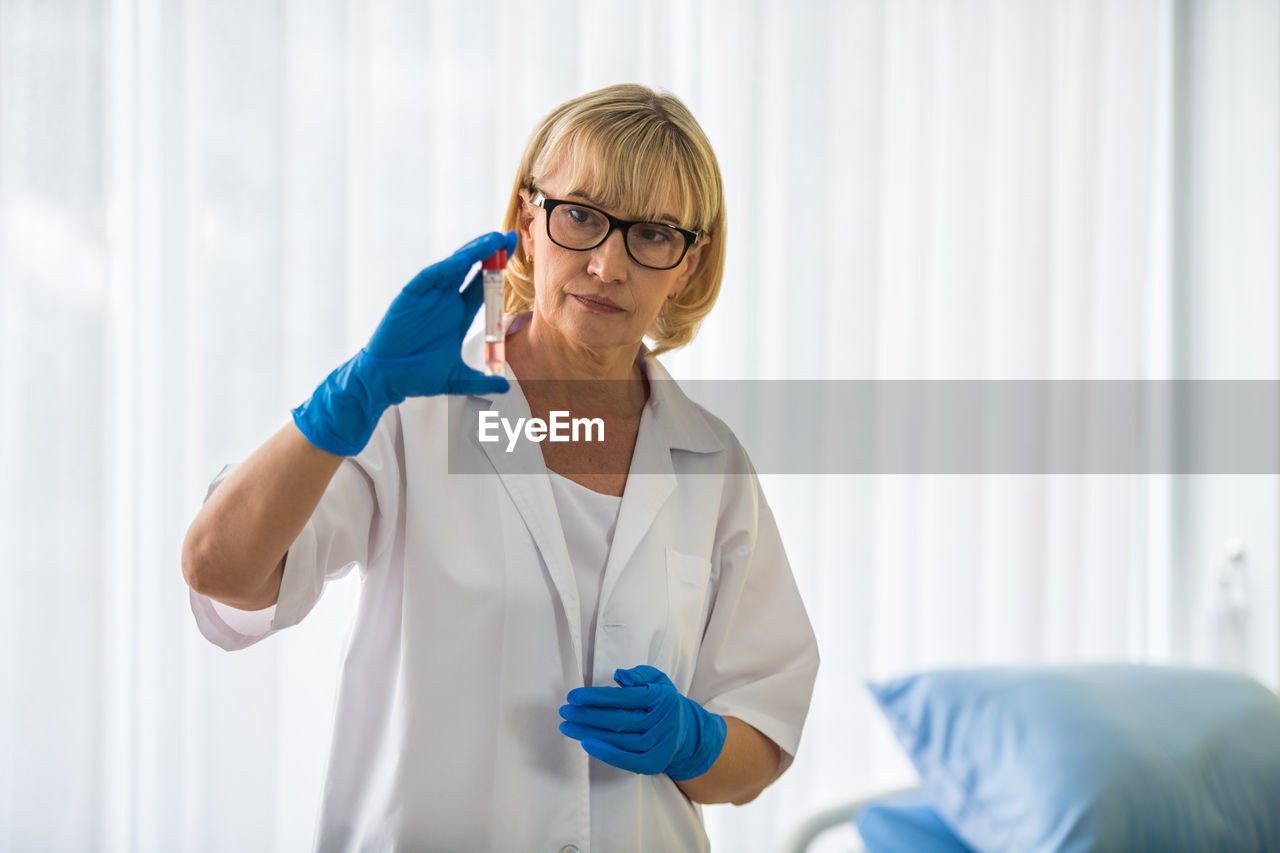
[{"xmin": 190, "ymin": 317, "xmax": 820, "ymax": 853}]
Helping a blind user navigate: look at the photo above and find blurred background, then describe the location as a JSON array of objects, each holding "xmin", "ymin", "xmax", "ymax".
[{"xmin": 0, "ymin": 0, "xmax": 1276, "ymax": 850}]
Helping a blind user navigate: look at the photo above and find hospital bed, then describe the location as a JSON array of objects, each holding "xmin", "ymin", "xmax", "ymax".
[
  {"xmin": 783, "ymin": 664, "xmax": 1280, "ymax": 853},
  {"xmin": 781, "ymin": 787, "xmax": 921, "ymax": 853}
]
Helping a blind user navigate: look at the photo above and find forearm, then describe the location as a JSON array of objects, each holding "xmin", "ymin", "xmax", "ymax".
[
  {"xmin": 181, "ymin": 421, "xmax": 344, "ymax": 610},
  {"xmin": 675, "ymin": 717, "xmax": 783, "ymax": 806}
]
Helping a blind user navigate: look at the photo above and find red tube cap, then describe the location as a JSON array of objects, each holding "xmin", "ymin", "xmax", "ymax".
[{"xmin": 482, "ymin": 249, "xmax": 508, "ymax": 270}]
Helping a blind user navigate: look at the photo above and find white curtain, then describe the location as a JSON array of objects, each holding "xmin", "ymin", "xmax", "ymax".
[{"xmin": 1, "ymin": 1, "xmax": 1275, "ymax": 851}]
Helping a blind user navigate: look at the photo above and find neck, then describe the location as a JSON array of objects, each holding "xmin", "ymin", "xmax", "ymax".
[{"xmin": 506, "ymin": 315, "xmax": 648, "ymax": 415}]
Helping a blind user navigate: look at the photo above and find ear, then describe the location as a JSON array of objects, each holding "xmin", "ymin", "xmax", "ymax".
[
  {"xmin": 517, "ymin": 189, "xmax": 536, "ymax": 255},
  {"xmin": 670, "ymin": 235, "xmax": 710, "ymax": 299}
]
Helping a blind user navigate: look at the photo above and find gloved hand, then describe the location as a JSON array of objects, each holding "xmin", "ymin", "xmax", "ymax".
[
  {"xmin": 292, "ymin": 231, "xmax": 517, "ymax": 456},
  {"xmin": 558, "ymin": 665, "xmax": 727, "ymax": 780}
]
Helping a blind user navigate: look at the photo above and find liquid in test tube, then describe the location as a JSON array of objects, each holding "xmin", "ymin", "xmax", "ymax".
[{"xmin": 482, "ymin": 249, "xmax": 508, "ymax": 376}]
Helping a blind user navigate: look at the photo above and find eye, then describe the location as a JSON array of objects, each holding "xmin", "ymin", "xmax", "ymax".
[
  {"xmin": 635, "ymin": 225, "xmax": 675, "ymax": 245},
  {"xmin": 564, "ymin": 205, "xmax": 603, "ymax": 228}
]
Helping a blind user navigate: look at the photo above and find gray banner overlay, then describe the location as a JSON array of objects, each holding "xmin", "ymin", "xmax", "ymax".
[{"xmin": 448, "ymin": 381, "xmax": 1280, "ymax": 475}]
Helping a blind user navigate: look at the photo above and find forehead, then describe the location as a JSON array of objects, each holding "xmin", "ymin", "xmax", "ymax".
[{"xmin": 535, "ymin": 141, "xmax": 690, "ymax": 224}]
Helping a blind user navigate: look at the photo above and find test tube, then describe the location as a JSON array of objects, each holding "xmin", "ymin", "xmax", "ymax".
[{"xmin": 482, "ymin": 249, "xmax": 508, "ymax": 376}]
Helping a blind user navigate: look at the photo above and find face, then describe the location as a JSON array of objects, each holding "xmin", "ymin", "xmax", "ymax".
[{"xmin": 517, "ymin": 159, "xmax": 706, "ymax": 356}]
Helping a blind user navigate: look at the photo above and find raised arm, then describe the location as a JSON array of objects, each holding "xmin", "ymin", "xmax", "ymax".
[
  {"xmin": 181, "ymin": 422, "xmax": 343, "ymax": 610},
  {"xmin": 181, "ymin": 230, "xmax": 517, "ymax": 611}
]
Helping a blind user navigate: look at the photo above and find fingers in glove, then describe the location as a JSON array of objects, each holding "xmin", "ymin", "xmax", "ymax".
[
  {"xmin": 612, "ymin": 665, "xmax": 670, "ymax": 687},
  {"xmin": 445, "ymin": 362, "xmax": 509, "ymax": 396},
  {"xmin": 558, "ymin": 720, "xmax": 610, "ymax": 743},
  {"xmin": 566, "ymin": 683, "xmax": 659, "ymax": 710},
  {"xmin": 558, "ymin": 703, "xmax": 663, "ymax": 734},
  {"xmin": 564, "ymin": 720, "xmax": 672, "ymax": 754},
  {"xmin": 579, "ymin": 737, "xmax": 659, "ymax": 776},
  {"xmin": 450, "ymin": 230, "xmax": 517, "ymax": 280},
  {"xmin": 404, "ymin": 231, "xmax": 510, "ymax": 296}
]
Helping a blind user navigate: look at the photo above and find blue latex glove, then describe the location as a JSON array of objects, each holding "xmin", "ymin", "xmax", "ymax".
[
  {"xmin": 558, "ymin": 665, "xmax": 727, "ymax": 781},
  {"xmin": 292, "ymin": 231, "xmax": 517, "ymax": 456}
]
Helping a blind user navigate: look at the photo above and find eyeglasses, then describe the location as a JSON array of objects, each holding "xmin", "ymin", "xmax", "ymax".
[{"xmin": 529, "ymin": 191, "xmax": 701, "ymax": 271}]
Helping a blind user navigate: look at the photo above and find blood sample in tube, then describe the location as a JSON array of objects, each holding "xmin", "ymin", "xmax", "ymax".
[{"xmin": 482, "ymin": 249, "xmax": 508, "ymax": 376}]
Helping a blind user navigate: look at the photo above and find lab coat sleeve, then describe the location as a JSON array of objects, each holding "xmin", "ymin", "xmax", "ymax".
[
  {"xmin": 688, "ymin": 461, "xmax": 820, "ymax": 776},
  {"xmin": 188, "ymin": 408, "xmax": 403, "ymax": 651}
]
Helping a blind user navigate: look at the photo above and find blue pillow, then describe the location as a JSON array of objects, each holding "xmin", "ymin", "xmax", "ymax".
[
  {"xmin": 867, "ymin": 665, "xmax": 1280, "ymax": 853},
  {"xmin": 856, "ymin": 792, "xmax": 974, "ymax": 853}
]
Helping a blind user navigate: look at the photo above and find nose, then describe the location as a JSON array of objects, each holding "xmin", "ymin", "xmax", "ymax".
[{"xmin": 586, "ymin": 228, "xmax": 629, "ymax": 283}]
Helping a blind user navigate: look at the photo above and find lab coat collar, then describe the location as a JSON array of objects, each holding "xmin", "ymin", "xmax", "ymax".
[{"xmin": 638, "ymin": 347, "xmax": 723, "ymax": 456}]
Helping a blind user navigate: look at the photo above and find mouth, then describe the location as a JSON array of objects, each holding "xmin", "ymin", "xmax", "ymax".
[{"xmin": 571, "ymin": 293, "xmax": 624, "ymax": 313}]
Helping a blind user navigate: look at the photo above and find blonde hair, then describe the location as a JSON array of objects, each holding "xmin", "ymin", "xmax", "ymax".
[{"xmin": 501, "ymin": 84, "xmax": 726, "ymax": 357}]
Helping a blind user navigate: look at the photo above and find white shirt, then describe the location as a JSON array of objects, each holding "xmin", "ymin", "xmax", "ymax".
[
  {"xmin": 190, "ymin": 316, "xmax": 820, "ymax": 853},
  {"xmin": 548, "ymin": 471, "xmax": 621, "ymax": 682}
]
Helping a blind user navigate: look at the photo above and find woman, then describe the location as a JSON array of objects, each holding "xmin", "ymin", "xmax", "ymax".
[{"xmin": 182, "ymin": 84, "xmax": 819, "ymax": 853}]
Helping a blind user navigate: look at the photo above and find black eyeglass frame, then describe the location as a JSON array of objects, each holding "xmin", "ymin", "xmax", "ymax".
[{"xmin": 530, "ymin": 190, "xmax": 701, "ymax": 271}]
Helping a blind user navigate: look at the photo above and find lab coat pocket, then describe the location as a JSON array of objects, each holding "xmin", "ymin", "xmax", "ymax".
[{"xmin": 660, "ymin": 547, "xmax": 712, "ymax": 693}]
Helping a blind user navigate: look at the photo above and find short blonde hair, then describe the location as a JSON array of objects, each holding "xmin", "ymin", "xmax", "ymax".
[{"xmin": 501, "ymin": 84, "xmax": 726, "ymax": 358}]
